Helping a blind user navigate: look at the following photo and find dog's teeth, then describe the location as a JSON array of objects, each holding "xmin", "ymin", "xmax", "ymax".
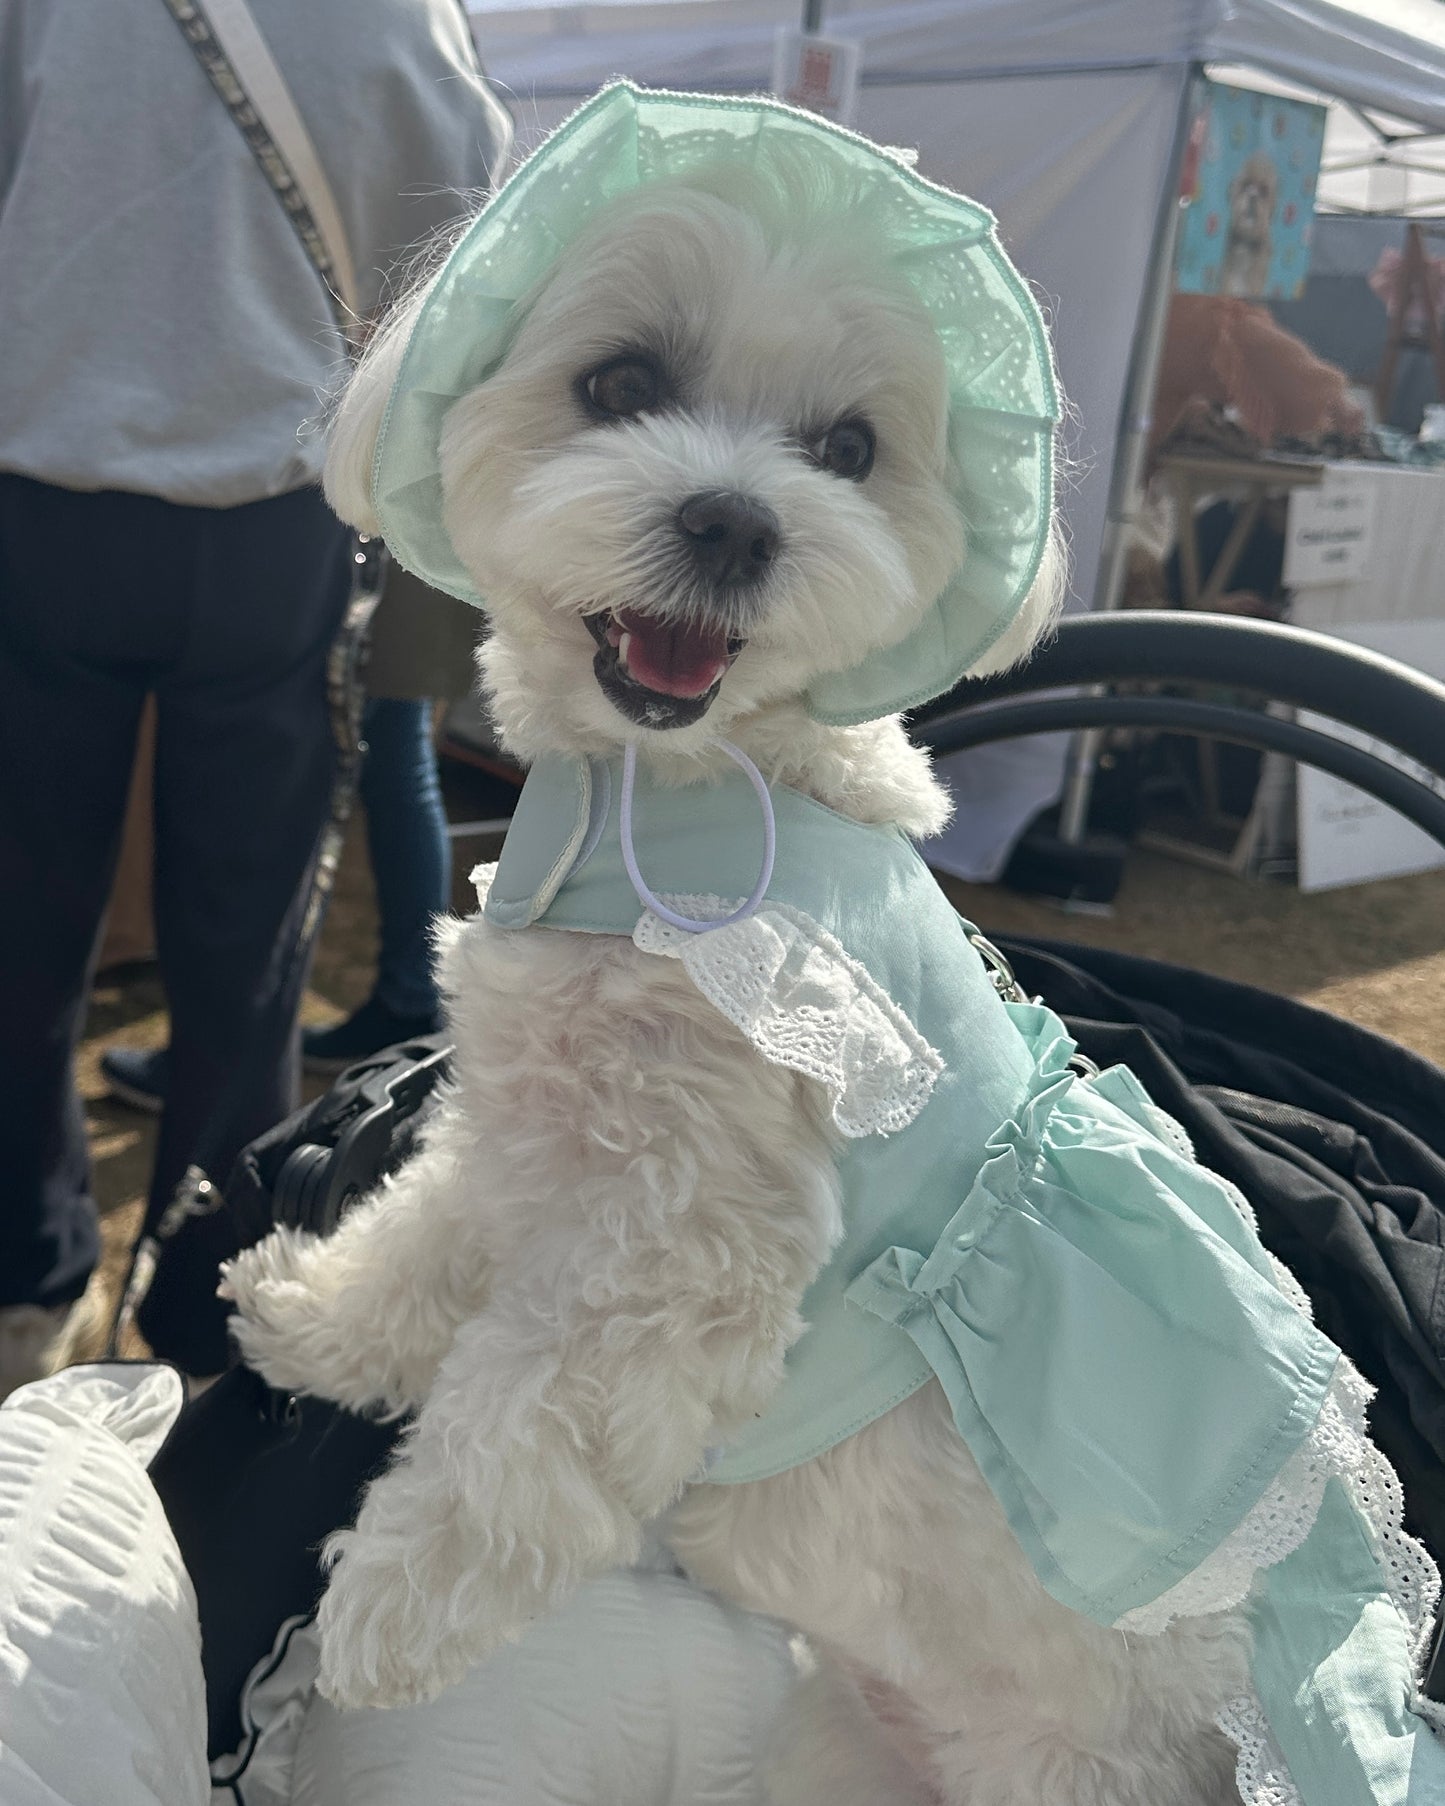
[{"xmin": 618, "ymin": 630, "xmax": 633, "ymax": 672}]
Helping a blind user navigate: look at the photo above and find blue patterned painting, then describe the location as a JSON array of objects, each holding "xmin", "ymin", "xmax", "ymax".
[{"xmin": 1175, "ymin": 81, "xmax": 1326, "ymax": 301}]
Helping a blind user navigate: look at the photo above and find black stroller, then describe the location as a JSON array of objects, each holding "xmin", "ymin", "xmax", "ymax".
[{"xmin": 144, "ymin": 610, "xmax": 1445, "ymax": 1770}]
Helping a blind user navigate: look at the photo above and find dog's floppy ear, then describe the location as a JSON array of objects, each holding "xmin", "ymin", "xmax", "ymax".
[
  {"xmin": 965, "ymin": 517, "xmax": 1068, "ymax": 677},
  {"xmin": 323, "ymin": 286, "xmax": 429, "ymax": 533}
]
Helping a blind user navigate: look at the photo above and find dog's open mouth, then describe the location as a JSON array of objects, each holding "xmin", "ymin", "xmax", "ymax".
[{"xmin": 585, "ymin": 607, "xmax": 746, "ymax": 730}]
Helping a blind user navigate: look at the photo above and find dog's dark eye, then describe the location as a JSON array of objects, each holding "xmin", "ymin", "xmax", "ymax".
[
  {"xmin": 808, "ymin": 418, "xmax": 875, "ymax": 481},
  {"xmin": 581, "ymin": 356, "xmax": 666, "ymax": 420}
]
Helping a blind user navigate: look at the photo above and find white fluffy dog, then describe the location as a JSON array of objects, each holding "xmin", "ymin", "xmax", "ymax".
[{"xmin": 222, "ymin": 107, "xmax": 1252, "ymax": 1806}]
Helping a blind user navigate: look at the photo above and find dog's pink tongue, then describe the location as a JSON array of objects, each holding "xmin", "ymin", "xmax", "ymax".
[{"xmin": 617, "ymin": 610, "xmax": 730, "ymax": 698}]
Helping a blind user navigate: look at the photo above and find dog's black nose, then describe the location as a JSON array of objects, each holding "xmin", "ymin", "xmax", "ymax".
[{"xmin": 676, "ymin": 491, "xmax": 780, "ymax": 588}]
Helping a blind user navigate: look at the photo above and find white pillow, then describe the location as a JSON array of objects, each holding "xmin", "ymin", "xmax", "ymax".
[
  {"xmin": 221, "ymin": 1565, "xmax": 799, "ymax": 1806},
  {"xmin": 0, "ymin": 1364, "xmax": 209, "ymax": 1806},
  {"xmin": 0, "ymin": 1362, "xmax": 799, "ymax": 1806}
]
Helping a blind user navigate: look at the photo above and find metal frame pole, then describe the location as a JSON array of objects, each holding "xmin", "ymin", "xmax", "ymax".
[{"xmin": 1057, "ymin": 63, "xmax": 1206, "ymax": 843}]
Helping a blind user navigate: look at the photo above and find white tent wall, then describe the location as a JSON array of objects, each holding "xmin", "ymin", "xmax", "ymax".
[
  {"xmin": 860, "ymin": 70, "xmax": 1191, "ymax": 876},
  {"xmin": 467, "ymin": 0, "xmax": 1445, "ymax": 876},
  {"xmin": 473, "ymin": 0, "xmax": 1445, "ymax": 118}
]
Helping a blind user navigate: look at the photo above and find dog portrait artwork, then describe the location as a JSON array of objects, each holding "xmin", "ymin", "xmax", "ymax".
[
  {"xmin": 223, "ymin": 85, "xmax": 1445, "ymax": 1806},
  {"xmin": 1220, "ymin": 151, "xmax": 1278, "ymax": 298}
]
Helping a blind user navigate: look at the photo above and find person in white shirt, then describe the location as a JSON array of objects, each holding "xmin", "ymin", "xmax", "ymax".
[{"xmin": 0, "ymin": 0, "xmax": 511, "ymax": 1388}]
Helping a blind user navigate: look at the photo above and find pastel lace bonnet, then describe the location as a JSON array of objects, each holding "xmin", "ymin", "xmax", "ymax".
[{"xmin": 367, "ymin": 80, "xmax": 1059, "ymax": 724}]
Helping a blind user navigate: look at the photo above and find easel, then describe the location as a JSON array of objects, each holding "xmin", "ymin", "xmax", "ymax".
[{"xmin": 1374, "ymin": 224, "xmax": 1445, "ymax": 421}]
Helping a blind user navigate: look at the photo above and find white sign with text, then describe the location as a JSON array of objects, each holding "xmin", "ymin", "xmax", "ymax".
[
  {"xmin": 1284, "ymin": 472, "xmax": 1377, "ymax": 587},
  {"xmin": 1296, "ymin": 617, "xmax": 1445, "ymax": 892}
]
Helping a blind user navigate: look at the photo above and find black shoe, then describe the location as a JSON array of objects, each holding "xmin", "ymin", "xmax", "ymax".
[
  {"xmin": 101, "ymin": 1045, "xmax": 168, "ymax": 1114},
  {"xmin": 302, "ymin": 996, "xmax": 443, "ymax": 1075}
]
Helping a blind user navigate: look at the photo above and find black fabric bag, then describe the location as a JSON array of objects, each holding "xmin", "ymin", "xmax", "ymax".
[
  {"xmin": 148, "ymin": 1040, "xmax": 447, "ymax": 1760},
  {"xmin": 996, "ymin": 935, "xmax": 1445, "ymax": 1567},
  {"xmin": 149, "ymin": 1366, "xmax": 398, "ymax": 1764}
]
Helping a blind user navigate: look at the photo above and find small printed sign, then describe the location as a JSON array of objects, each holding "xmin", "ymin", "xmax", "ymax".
[
  {"xmin": 773, "ymin": 29, "xmax": 862, "ymax": 127},
  {"xmin": 1295, "ymin": 618, "xmax": 1445, "ymax": 892},
  {"xmin": 1284, "ymin": 474, "xmax": 1377, "ymax": 588}
]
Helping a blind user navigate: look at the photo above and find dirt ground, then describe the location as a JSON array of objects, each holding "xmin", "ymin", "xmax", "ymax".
[
  {"xmin": 941, "ymin": 852, "xmax": 1445, "ymax": 1064},
  {"xmin": 76, "ymin": 776, "xmax": 1445, "ymax": 1358}
]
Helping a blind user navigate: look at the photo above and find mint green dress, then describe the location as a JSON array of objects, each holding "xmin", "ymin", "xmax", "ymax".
[
  {"xmin": 339, "ymin": 67, "xmax": 1444, "ymax": 1802},
  {"xmin": 479, "ymin": 752, "xmax": 1445, "ymax": 1806}
]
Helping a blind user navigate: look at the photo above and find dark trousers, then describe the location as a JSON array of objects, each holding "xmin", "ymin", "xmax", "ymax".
[
  {"xmin": 360, "ymin": 696, "xmax": 450, "ymax": 1020},
  {"xmin": 0, "ymin": 475, "xmax": 351, "ymax": 1366}
]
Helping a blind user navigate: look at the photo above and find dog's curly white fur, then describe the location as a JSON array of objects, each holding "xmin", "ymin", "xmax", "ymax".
[{"xmin": 223, "ymin": 153, "xmax": 1251, "ymax": 1804}]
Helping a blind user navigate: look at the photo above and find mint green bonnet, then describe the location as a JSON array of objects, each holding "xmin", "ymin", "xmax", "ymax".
[{"xmin": 370, "ymin": 80, "xmax": 1059, "ymax": 726}]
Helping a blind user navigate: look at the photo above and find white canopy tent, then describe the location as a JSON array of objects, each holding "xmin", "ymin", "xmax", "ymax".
[{"xmin": 467, "ymin": 0, "xmax": 1445, "ymax": 875}]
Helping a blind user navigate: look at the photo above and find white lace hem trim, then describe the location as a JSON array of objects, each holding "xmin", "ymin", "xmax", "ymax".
[
  {"xmin": 1217, "ymin": 1693, "xmax": 1302, "ymax": 1806},
  {"xmin": 1117, "ymin": 1126, "xmax": 1443, "ymax": 1684},
  {"xmin": 633, "ymin": 896, "xmax": 944, "ymax": 1138},
  {"xmin": 1117, "ymin": 1322, "xmax": 1444, "ymax": 1725},
  {"xmin": 1207, "ymin": 1364, "xmax": 1445, "ymax": 1799},
  {"xmin": 1115, "ymin": 1362, "xmax": 1373, "ymax": 1636},
  {"xmin": 1117, "ymin": 1111, "xmax": 1445, "ymax": 1793},
  {"xmin": 1341, "ymin": 1377, "xmax": 1445, "ymax": 1728}
]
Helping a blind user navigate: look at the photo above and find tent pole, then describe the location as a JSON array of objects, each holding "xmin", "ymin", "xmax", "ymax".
[
  {"xmin": 802, "ymin": 0, "xmax": 824, "ymax": 31},
  {"xmin": 1058, "ymin": 64, "xmax": 1205, "ymax": 845}
]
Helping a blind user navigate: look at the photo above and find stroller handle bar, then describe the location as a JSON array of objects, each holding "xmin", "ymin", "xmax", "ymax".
[{"xmin": 911, "ymin": 611, "xmax": 1445, "ymax": 854}]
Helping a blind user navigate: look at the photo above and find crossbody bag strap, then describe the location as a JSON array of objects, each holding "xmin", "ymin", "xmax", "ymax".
[
  {"xmin": 108, "ymin": 1, "xmax": 387, "ymax": 1360},
  {"xmin": 158, "ymin": 0, "xmax": 361, "ymax": 346}
]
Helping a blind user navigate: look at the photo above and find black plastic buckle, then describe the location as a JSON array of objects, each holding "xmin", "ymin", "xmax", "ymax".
[{"xmin": 274, "ymin": 1040, "xmax": 452, "ymax": 1236}]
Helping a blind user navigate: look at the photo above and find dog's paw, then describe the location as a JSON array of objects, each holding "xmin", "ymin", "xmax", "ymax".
[
  {"xmin": 314, "ymin": 1519, "xmax": 505, "ymax": 1710},
  {"xmin": 219, "ymin": 1224, "xmax": 312, "ymax": 1306},
  {"xmin": 220, "ymin": 1228, "xmax": 340, "ymax": 1396}
]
